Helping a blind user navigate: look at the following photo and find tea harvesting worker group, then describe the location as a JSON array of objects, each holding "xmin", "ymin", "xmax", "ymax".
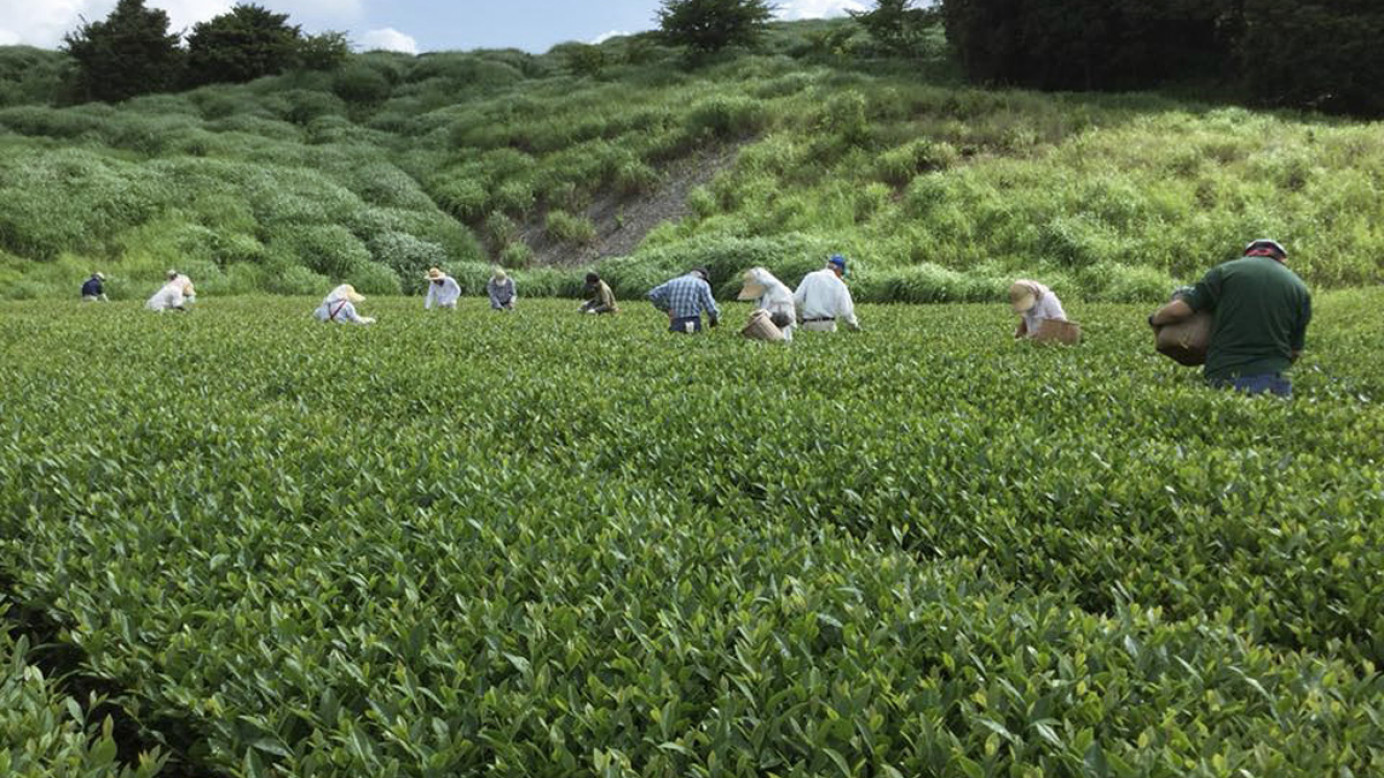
[{"xmin": 108, "ymin": 237, "xmax": 1312, "ymax": 398}]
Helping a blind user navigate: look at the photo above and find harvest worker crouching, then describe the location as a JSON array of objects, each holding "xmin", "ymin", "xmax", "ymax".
[
  {"xmin": 1010, "ymin": 280, "xmax": 1069, "ymax": 339},
  {"xmin": 424, "ymin": 267, "xmax": 461, "ymax": 310},
  {"xmin": 579, "ymin": 272, "xmax": 619, "ymax": 315},
  {"xmin": 146, "ymin": 270, "xmax": 195, "ymax": 312},
  {"xmin": 81, "ymin": 272, "xmax": 108, "ymax": 302},
  {"xmin": 738, "ymin": 267, "xmax": 796, "ymax": 341},
  {"xmin": 1148, "ymin": 239, "xmax": 1311, "ymax": 398},
  {"xmin": 488, "ymin": 268, "xmax": 516, "ymax": 311},
  {"xmin": 794, "ymin": 255, "xmax": 860, "ymax": 333},
  {"xmin": 313, "ymin": 284, "xmax": 375, "ymax": 325},
  {"xmin": 648, "ymin": 268, "xmax": 720, "ymax": 334}
]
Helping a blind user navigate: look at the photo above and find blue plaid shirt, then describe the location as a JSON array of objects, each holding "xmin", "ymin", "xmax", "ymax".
[{"xmin": 648, "ymin": 274, "xmax": 720, "ymax": 320}]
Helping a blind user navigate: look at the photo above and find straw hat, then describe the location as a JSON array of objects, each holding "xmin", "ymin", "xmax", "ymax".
[
  {"xmin": 737, "ymin": 269, "xmax": 767, "ymax": 301},
  {"xmin": 182, "ymin": 282, "xmax": 196, "ymax": 298},
  {"xmin": 331, "ymin": 284, "xmax": 365, "ymax": 303},
  {"xmin": 1009, "ymin": 281, "xmax": 1038, "ymax": 314},
  {"xmin": 93, "ymin": 272, "xmax": 105, "ymax": 281},
  {"xmin": 426, "ymin": 267, "xmax": 445, "ymax": 281},
  {"xmin": 492, "ymin": 267, "xmax": 508, "ymax": 281}
]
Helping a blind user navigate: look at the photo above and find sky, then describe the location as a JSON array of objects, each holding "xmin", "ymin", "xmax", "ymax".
[{"xmin": 0, "ymin": 0, "xmax": 869, "ymax": 54}]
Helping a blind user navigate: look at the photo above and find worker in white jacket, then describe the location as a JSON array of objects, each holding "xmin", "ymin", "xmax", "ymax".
[
  {"xmin": 314, "ymin": 284, "xmax": 375, "ymax": 325},
  {"xmin": 737, "ymin": 267, "xmax": 797, "ymax": 341},
  {"xmin": 424, "ymin": 267, "xmax": 461, "ymax": 310},
  {"xmin": 793, "ymin": 255, "xmax": 860, "ymax": 333},
  {"xmin": 146, "ymin": 270, "xmax": 195, "ymax": 312},
  {"xmin": 1009, "ymin": 279, "xmax": 1068, "ymax": 339}
]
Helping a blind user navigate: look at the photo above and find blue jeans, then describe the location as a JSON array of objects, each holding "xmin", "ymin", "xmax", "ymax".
[
  {"xmin": 669, "ymin": 316, "xmax": 702, "ymax": 334},
  {"xmin": 1215, "ymin": 373, "xmax": 1292, "ymax": 398}
]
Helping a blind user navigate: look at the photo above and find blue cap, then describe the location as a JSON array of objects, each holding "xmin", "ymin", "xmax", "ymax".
[{"xmin": 828, "ymin": 254, "xmax": 847, "ymax": 272}]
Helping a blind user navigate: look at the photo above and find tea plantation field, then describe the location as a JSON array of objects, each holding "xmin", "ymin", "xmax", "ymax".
[{"xmin": 2, "ymin": 293, "xmax": 1382, "ymax": 777}]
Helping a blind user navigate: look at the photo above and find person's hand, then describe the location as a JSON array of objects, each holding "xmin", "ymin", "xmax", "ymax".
[
  {"xmin": 1147, "ymin": 314, "xmax": 1159, "ymax": 329},
  {"xmin": 708, "ymin": 315, "xmax": 719, "ymax": 328}
]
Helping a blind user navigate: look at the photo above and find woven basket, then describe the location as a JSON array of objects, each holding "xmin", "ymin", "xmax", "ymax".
[
  {"xmin": 1033, "ymin": 319, "xmax": 1082, "ymax": 345},
  {"xmin": 1155, "ymin": 311, "xmax": 1212, "ymax": 366},
  {"xmin": 741, "ymin": 310, "xmax": 787, "ymax": 342}
]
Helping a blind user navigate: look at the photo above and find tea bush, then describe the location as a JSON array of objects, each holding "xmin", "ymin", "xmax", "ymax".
[{"xmin": 1, "ymin": 292, "xmax": 1382, "ymax": 777}]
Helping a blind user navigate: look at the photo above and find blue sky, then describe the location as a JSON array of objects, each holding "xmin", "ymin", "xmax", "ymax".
[{"xmin": 0, "ymin": 0, "xmax": 867, "ymax": 53}]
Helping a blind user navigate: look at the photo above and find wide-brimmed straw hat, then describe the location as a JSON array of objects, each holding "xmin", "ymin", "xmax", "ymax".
[
  {"xmin": 334, "ymin": 284, "xmax": 364, "ymax": 303},
  {"xmin": 1009, "ymin": 281, "xmax": 1038, "ymax": 314},
  {"xmin": 737, "ymin": 269, "xmax": 768, "ymax": 301},
  {"xmin": 426, "ymin": 267, "xmax": 445, "ymax": 281},
  {"xmin": 93, "ymin": 272, "xmax": 105, "ymax": 280}
]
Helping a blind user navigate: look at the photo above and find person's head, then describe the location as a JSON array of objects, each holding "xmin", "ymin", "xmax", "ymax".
[
  {"xmin": 1009, "ymin": 280, "xmax": 1040, "ymax": 314},
  {"xmin": 689, "ymin": 267, "xmax": 710, "ymax": 283},
  {"xmin": 1244, "ymin": 238, "xmax": 1287, "ymax": 263},
  {"xmin": 492, "ymin": 267, "xmax": 508, "ymax": 282},
  {"xmin": 827, "ymin": 254, "xmax": 847, "ymax": 278},
  {"xmin": 92, "ymin": 272, "xmax": 104, "ymax": 281},
  {"xmin": 166, "ymin": 269, "xmax": 179, "ymax": 280},
  {"xmin": 426, "ymin": 267, "xmax": 446, "ymax": 285},
  {"xmin": 584, "ymin": 272, "xmax": 600, "ymax": 292}
]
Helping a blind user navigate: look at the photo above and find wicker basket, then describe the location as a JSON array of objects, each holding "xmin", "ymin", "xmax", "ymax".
[
  {"xmin": 1155, "ymin": 311, "xmax": 1212, "ymax": 366},
  {"xmin": 1032, "ymin": 319, "xmax": 1082, "ymax": 345},
  {"xmin": 741, "ymin": 309, "xmax": 787, "ymax": 342}
]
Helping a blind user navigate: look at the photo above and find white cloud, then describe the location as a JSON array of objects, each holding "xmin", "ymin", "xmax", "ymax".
[
  {"xmin": 357, "ymin": 27, "xmax": 417, "ymax": 54},
  {"xmin": 590, "ymin": 30, "xmax": 630, "ymax": 45},
  {"xmin": 0, "ymin": 0, "xmax": 363, "ymax": 49},
  {"xmin": 775, "ymin": 0, "xmax": 869, "ymax": 21}
]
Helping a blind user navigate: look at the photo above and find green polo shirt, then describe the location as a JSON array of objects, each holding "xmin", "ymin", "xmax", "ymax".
[{"xmin": 1183, "ymin": 256, "xmax": 1312, "ymax": 382}]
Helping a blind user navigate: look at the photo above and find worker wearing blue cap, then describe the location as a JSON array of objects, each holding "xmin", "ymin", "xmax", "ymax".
[{"xmin": 793, "ymin": 254, "xmax": 860, "ymax": 333}]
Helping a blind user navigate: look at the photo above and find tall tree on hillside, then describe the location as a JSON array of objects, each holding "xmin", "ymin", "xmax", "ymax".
[
  {"xmin": 62, "ymin": 0, "xmax": 183, "ymax": 103},
  {"xmin": 850, "ymin": 0, "xmax": 938, "ymax": 57},
  {"xmin": 1237, "ymin": 0, "xmax": 1384, "ymax": 115},
  {"xmin": 185, "ymin": 4, "xmax": 303, "ymax": 87},
  {"xmin": 656, "ymin": 0, "xmax": 775, "ymax": 54}
]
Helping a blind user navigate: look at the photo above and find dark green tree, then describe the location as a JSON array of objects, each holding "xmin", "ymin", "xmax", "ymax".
[
  {"xmin": 297, "ymin": 31, "xmax": 350, "ymax": 72},
  {"xmin": 1238, "ymin": 0, "xmax": 1384, "ymax": 115},
  {"xmin": 185, "ymin": 3, "xmax": 302, "ymax": 86},
  {"xmin": 656, "ymin": 0, "xmax": 775, "ymax": 54},
  {"xmin": 850, "ymin": 0, "xmax": 938, "ymax": 58},
  {"xmin": 61, "ymin": 0, "xmax": 183, "ymax": 103}
]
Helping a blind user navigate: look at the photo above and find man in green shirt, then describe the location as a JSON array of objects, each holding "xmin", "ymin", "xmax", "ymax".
[{"xmin": 1149, "ymin": 239, "xmax": 1312, "ymax": 397}]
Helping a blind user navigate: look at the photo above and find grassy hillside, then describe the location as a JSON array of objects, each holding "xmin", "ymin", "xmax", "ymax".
[{"xmin": 1, "ymin": 20, "xmax": 1382, "ymax": 302}]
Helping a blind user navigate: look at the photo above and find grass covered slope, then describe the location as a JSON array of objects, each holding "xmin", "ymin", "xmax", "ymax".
[
  {"xmin": 1, "ymin": 21, "xmax": 1383, "ymax": 303},
  {"xmin": 1, "ymin": 294, "xmax": 1383, "ymax": 776}
]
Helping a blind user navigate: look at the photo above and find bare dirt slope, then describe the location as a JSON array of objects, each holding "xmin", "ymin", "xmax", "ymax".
[{"xmin": 522, "ymin": 144, "xmax": 742, "ymax": 268}]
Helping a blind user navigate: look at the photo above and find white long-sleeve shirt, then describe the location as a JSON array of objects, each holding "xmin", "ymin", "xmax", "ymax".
[
  {"xmin": 146, "ymin": 276, "xmax": 194, "ymax": 312},
  {"xmin": 425, "ymin": 277, "xmax": 461, "ymax": 309},
  {"xmin": 1018, "ymin": 282, "xmax": 1067, "ymax": 335},
  {"xmin": 313, "ymin": 298, "xmax": 372, "ymax": 325},
  {"xmin": 793, "ymin": 268, "xmax": 859, "ymax": 330},
  {"xmin": 743, "ymin": 268, "xmax": 797, "ymax": 341}
]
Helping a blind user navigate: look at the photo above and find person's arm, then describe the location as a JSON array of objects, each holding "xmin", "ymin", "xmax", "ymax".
[
  {"xmin": 1015, "ymin": 320, "xmax": 1028, "ymax": 339},
  {"xmin": 838, "ymin": 283, "xmax": 860, "ymax": 330},
  {"xmin": 487, "ymin": 281, "xmax": 501, "ymax": 308},
  {"xmin": 1290, "ymin": 293, "xmax": 1312, "ymax": 362},
  {"xmin": 702, "ymin": 283, "xmax": 720, "ymax": 324},
  {"xmin": 425, "ymin": 284, "xmax": 435, "ymax": 309},
  {"xmin": 793, "ymin": 280, "xmax": 807, "ymax": 318},
  {"xmin": 648, "ymin": 283, "xmax": 670, "ymax": 312},
  {"xmin": 1148, "ymin": 299, "xmax": 1194, "ymax": 327}
]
